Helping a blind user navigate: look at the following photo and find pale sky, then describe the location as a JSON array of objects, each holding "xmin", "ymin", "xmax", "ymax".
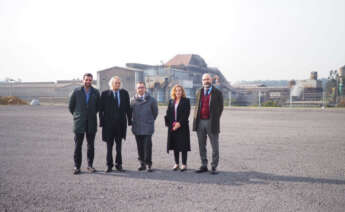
[{"xmin": 1, "ymin": 0, "xmax": 344, "ymax": 82}]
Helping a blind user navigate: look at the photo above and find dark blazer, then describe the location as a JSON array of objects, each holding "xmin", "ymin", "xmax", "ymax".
[
  {"xmin": 68, "ymin": 86, "xmax": 100, "ymax": 134},
  {"xmin": 165, "ymin": 97, "xmax": 191, "ymax": 153},
  {"xmin": 99, "ymin": 89, "xmax": 131, "ymax": 141},
  {"xmin": 192, "ymin": 86, "xmax": 224, "ymax": 134}
]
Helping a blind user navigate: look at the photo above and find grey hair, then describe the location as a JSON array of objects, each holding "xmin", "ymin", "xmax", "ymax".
[{"xmin": 108, "ymin": 76, "xmax": 122, "ymax": 89}]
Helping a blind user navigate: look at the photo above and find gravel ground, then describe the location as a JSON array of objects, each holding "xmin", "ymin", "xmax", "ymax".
[{"xmin": 0, "ymin": 105, "xmax": 345, "ymax": 212}]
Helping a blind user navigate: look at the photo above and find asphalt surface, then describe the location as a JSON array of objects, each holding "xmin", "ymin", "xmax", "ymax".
[{"xmin": 0, "ymin": 105, "xmax": 345, "ymax": 212}]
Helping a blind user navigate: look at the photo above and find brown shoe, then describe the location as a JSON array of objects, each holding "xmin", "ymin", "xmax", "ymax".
[{"xmin": 87, "ymin": 167, "xmax": 96, "ymax": 173}]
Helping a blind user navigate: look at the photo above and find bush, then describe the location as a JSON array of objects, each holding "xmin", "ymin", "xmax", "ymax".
[
  {"xmin": 0, "ymin": 96, "xmax": 27, "ymax": 105},
  {"xmin": 262, "ymin": 100, "xmax": 281, "ymax": 107},
  {"xmin": 336, "ymin": 99, "xmax": 345, "ymax": 107}
]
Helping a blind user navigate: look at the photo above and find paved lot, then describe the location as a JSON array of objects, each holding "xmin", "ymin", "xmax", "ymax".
[{"xmin": 0, "ymin": 105, "xmax": 345, "ymax": 212}]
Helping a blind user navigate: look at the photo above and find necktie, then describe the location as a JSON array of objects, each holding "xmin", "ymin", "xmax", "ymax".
[{"xmin": 114, "ymin": 91, "xmax": 119, "ymax": 107}]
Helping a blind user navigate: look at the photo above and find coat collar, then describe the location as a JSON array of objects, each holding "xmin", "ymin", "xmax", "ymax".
[
  {"xmin": 109, "ymin": 89, "xmax": 121, "ymax": 96},
  {"xmin": 81, "ymin": 86, "xmax": 94, "ymax": 94},
  {"xmin": 135, "ymin": 92, "xmax": 150, "ymax": 101}
]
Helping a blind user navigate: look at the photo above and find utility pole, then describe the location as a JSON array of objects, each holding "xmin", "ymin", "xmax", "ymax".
[
  {"xmin": 289, "ymin": 89, "xmax": 292, "ymax": 107},
  {"xmin": 228, "ymin": 91, "xmax": 232, "ymax": 107}
]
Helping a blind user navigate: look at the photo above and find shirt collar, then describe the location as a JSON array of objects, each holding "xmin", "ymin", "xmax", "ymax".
[
  {"xmin": 204, "ymin": 86, "xmax": 212, "ymax": 95},
  {"xmin": 137, "ymin": 93, "xmax": 145, "ymax": 98},
  {"xmin": 83, "ymin": 87, "xmax": 91, "ymax": 94}
]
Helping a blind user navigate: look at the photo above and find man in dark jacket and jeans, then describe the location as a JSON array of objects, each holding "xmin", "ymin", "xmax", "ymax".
[
  {"xmin": 68, "ymin": 73, "xmax": 100, "ymax": 175},
  {"xmin": 130, "ymin": 82, "xmax": 158, "ymax": 172},
  {"xmin": 193, "ymin": 73, "xmax": 224, "ymax": 175}
]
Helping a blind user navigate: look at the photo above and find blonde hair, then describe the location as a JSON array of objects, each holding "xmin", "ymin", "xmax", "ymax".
[
  {"xmin": 170, "ymin": 84, "xmax": 186, "ymax": 100},
  {"xmin": 108, "ymin": 76, "xmax": 122, "ymax": 89}
]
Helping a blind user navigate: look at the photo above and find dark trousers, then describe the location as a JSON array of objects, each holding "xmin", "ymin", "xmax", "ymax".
[
  {"xmin": 174, "ymin": 150, "xmax": 187, "ymax": 165},
  {"xmin": 74, "ymin": 132, "xmax": 95, "ymax": 169},
  {"xmin": 135, "ymin": 135, "xmax": 152, "ymax": 166},
  {"xmin": 106, "ymin": 137, "xmax": 122, "ymax": 168}
]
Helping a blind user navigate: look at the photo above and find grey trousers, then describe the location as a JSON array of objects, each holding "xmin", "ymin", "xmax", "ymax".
[{"xmin": 196, "ymin": 119, "xmax": 219, "ymax": 168}]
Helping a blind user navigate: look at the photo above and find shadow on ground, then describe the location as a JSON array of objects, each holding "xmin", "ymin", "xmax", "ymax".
[{"xmin": 89, "ymin": 169, "xmax": 345, "ymax": 186}]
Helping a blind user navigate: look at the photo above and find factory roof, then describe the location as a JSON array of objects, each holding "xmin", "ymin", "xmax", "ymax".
[{"xmin": 165, "ymin": 54, "xmax": 207, "ymax": 67}]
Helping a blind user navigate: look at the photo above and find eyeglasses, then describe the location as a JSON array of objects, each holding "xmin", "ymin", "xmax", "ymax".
[{"xmin": 137, "ymin": 87, "xmax": 145, "ymax": 89}]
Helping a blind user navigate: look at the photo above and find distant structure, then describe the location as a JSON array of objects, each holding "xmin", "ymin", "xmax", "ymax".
[
  {"xmin": 0, "ymin": 80, "xmax": 88, "ymax": 104},
  {"xmin": 338, "ymin": 65, "xmax": 345, "ymax": 97},
  {"xmin": 97, "ymin": 66, "xmax": 140, "ymax": 98},
  {"xmin": 231, "ymin": 84, "xmax": 290, "ymax": 106},
  {"xmin": 290, "ymin": 71, "xmax": 323, "ymax": 104},
  {"xmin": 97, "ymin": 54, "xmax": 232, "ymax": 103},
  {"xmin": 232, "ymin": 72, "xmax": 323, "ymax": 106}
]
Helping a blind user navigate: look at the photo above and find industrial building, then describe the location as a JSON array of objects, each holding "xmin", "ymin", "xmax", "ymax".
[
  {"xmin": 232, "ymin": 72, "xmax": 324, "ymax": 106},
  {"xmin": 97, "ymin": 54, "xmax": 232, "ymax": 104}
]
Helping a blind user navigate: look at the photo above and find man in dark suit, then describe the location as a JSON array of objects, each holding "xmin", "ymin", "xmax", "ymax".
[
  {"xmin": 68, "ymin": 73, "xmax": 100, "ymax": 175},
  {"xmin": 99, "ymin": 76, "xmax": 131, "ymax": 173},
  {"xmin": 192, "ymin": 73, "xmax": 224, "ymax": 175}
]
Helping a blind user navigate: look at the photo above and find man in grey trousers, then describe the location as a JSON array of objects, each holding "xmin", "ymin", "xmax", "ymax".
[
  {"xmin": 192, "ymin": 73, "xmax": 224, "ymax": 174},
  {"xmin": 130, "ymin": 82, "xmax": 158, "ymax": 172}
]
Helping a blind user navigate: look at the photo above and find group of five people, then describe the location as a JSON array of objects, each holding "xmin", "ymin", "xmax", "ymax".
[{"xmin": 68, "ymin": 73, "xmax": 223, "ymax": 175}]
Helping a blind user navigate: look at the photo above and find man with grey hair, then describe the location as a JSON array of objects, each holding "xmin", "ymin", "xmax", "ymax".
[
  {"xmin": 130, "ymin": 82, "xmax": 158, "ymax": 172},
  {"xmin": 99, "ymin": 76, "xmax": 131, "ymax": 173},
  {"xmin": 192, "ymin": 73, "xmax": 224, "ymax": 174}
]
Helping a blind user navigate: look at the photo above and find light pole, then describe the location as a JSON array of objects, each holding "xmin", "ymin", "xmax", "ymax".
[
  {"xmin": 8, "ymin": 78, "xmax": 15, "ymax": 96},
  {"xmin": 322, "ymin": 90, "xmax": 326, "ymax": 109},
  {"xmin": 228, "ymin": 91, "xmax": 232, "ymax": 107},
  {"xmin": 289, "ymin": 89, "xmax": 292, "ymax": 107},
  {"xmin": 335, "ymin": 73, "xmax": 339, "ymax": 105}
]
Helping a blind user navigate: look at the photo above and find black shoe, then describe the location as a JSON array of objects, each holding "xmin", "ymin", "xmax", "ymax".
[
  {"xmin": 180, "ymin": 165, "xmax": 187, "ymax": 172},
  {"xmin": 115, "ymin": 165, "xmax": 124, "ymax": 172},
  {"xmin": 138, "ymin": 164, "xmax": 146, "ymax": 171},
  {"xmin": 210, "ymin": 167, "xmax": 218, "ymax": 175},
  {"xmin": 195, "ymin": 166, "xmax": 208, "ymax": 173},
  {"xmin": 73, "ymin": 168, "xmax": 81, "ymax": 175},
  {"xmin": 105, "ymin": 167, "xmax": 112, "ymax": 173},
  {"xmin": 87, "ymin": 166, "xmax": 96, "ymax": 173},
  {"xmin": 147, "ymin": 165, "xmax": 153, "ymax": 172}
]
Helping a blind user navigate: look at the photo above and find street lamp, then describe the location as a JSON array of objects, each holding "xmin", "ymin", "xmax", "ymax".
[{"xmin": 7, "ymin": 78, "xmax": 15, "ymax": 96}]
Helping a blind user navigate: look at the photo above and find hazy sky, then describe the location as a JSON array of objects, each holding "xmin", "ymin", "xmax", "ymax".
[{"xmin": 1, "ymin": 0, "xmax": 344, "ymax": 82}]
